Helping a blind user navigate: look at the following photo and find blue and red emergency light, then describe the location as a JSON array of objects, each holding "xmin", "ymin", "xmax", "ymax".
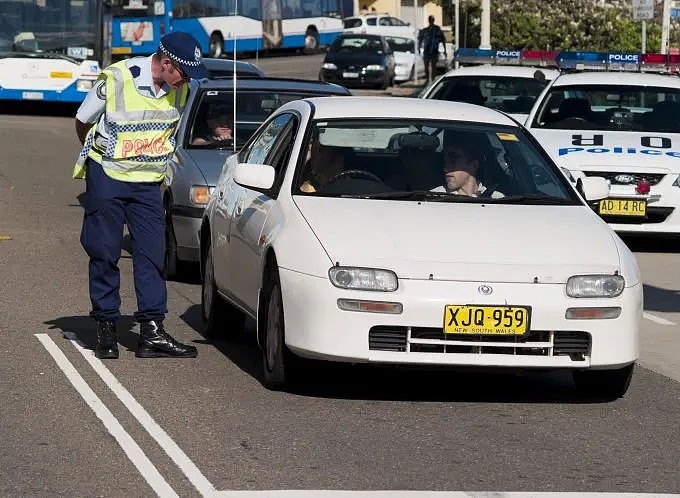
[
  {"xmin": 557, "ymin": 50, "xmax": 680, "ymax": 73},
  {"xmin": 454, "ymin": 48, "xmax": 558, "ymax": 67}
]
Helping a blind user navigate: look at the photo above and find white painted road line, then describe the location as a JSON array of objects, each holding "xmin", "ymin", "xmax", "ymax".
[
  {"xmin": 35, "ymin": 334, "xmax": 179, "ymax": 498},
  {"xmin": 210, "ymin": 492, "xmax": 679, "ymax": 497},
  {"xmin": 63, "ymin": 331, "xmax": 216, "ymax": 498},
  {"xmin": 643, "ymin": 312, "xmax": 677, "ymax": 326}
]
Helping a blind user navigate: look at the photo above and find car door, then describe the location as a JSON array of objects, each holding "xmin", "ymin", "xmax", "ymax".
[{"xmin": 229, "ymin": 112, "xmax": 299, "ymax": 313}]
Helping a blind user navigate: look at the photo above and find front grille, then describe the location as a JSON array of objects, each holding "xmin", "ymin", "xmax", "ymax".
[
  {"xmin": 583, "ymin": 171, "xmax": 665, "ymax": 186},
  {"xmin": 368, "ymin": 326, "xmax": 590, "ymax": 360}
]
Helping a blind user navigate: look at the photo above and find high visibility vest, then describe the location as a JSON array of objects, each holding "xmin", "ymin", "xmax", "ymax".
[{"xmin": 73, "ymin": 60, "xmax": 188, "ymax": 182}]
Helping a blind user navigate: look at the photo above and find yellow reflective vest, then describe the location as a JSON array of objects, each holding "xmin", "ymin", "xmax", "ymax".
[{"xmin": 73, "ymin": 60, "xmax": 188, "ymax": 182}]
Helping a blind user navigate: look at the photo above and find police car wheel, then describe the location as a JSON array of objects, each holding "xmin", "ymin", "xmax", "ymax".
[
  {"xmin": 261, "ymin": 269, "xmax": 303, "ymax": 390},
  {"xmin": 201, "ymin": 243, "xmax": 245, "ymax": 339},
  {"xmin": 572, "ymin": 363, "xmax": 634, "ymax": 400}
]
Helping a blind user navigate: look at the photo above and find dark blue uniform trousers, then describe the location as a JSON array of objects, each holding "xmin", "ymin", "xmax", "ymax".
[{"xmin": 80, "ymin": 158, "xmax": 167, "ymax": 322}]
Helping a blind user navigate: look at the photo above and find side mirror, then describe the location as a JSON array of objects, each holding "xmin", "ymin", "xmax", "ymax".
[
  {"xmin": 234, "ymin": 163, "xmax": 275, "ymax": 190},
  {"xmin": 576, "ymin": 176, "xmax": 609, "ymax": 202}
]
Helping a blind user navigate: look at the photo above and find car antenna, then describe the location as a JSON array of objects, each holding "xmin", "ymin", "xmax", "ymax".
[{"xmin": 232, "ymin": 2, "xmax": 238, "ymax": 153}]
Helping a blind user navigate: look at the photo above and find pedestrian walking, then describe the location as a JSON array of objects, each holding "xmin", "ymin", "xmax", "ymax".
[
  {"xmin": 418, "ymin": 15, "xmax": 446, "ymax": 83},
  {"xmin": 73, "ymin": 32, "xmax": 208, "ymax": 359}
]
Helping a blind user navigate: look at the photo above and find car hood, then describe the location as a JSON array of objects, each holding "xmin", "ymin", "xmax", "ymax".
[
  {"xmin": 530, "ymin": 129, "xmax": 680, "ymax": 172},
  {"xmin": 295, "ymin": 197, "xmax": 621, "ymax": 283},
  {"xmin": 183, "ymin": 148, "xmax": 236, "ymax": 185}
]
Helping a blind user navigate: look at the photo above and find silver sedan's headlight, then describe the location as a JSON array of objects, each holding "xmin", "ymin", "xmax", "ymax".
[
  {"xmin": 566, "ymin": 274, "xmax": 625, "ymax": 298},
  {"xmin": 328, "ymin": 267, "xmax": 398, "ymax": 292}
]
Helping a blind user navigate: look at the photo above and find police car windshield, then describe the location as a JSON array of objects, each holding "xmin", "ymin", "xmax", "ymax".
[
  {"xmin": 532, "ymin": 85, "xmax": 680, "ymax": 133},
  {"xmin": 294, "ymin": 119, "xmax": 580, "ymax": 205},
  {"xmin": 427, "ymin": 76, "xmax": 549, "ymax": 114}
]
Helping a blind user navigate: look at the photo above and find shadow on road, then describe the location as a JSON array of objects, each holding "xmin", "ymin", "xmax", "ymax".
[
  {"xmin": 621, "ymin": 234, "xmax": 680, "ymax": 254},
  {"xmin": 0, "ymin": 101, "xmax": 78, "ymax": 117},
  {"xmin": 179, "ymin": 304, "xmax": 616, "ymax": 404},
  {"xmin": 44, "ymin": 315, "xmax": 140, "ymax": 354},
  {"xmin": 643, "ymin": 283, "xmax": 680, "ymax": 313}
]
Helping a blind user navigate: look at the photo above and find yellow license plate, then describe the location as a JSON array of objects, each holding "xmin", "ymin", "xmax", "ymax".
[
  {"xmin": 443, "ymin": 305, "xmax": 531, "ymax": 335},
  {"xmin": 598, "ymin": 198, "xmax": 646, "ymax": 216}
]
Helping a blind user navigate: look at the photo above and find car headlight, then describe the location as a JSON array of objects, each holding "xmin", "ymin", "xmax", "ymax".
[
  {"xmin": 566, "ymin": 274, "xmax": 625, "ymax": 298},
  {"xmin": 322, "ymin": 62, "xmax": 337, "ymax": 70},
  {"xmin": 365, "ymin": 64, "xmax": 385, "ymax": 71},
  {"xmin": 189, "ymin": 185, "xmax": 215, "ymax": 206},
  {"xmin": 328, "ymin": 266, "xmax": 398, "ymax": 292},
  {"xmin": 76, "ymin": 79, "xmax": 94, "ymax": 91}
]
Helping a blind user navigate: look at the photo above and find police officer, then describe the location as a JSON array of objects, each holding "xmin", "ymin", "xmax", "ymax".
[
  {"xmin": 418, "ymin": 15, "xmax": 446, "ymax": 84},
  {"xmin": 74, "ymin": 32, "xmax": 208, "ymax": 359}
]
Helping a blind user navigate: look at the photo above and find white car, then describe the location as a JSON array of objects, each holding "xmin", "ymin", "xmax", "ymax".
[
  {"xmin": 421, "ymin": 65, "xmax": 559, "ymax": 122},
  {"xmin": 343, "ymin": 14, "xmax": 417, "ymax": 40},
  {"xmin": 526, "ymin": 70, "xmax": 680, "ymax": 235},
  {"xmin": 385, "ymin": 35, "xmax": 425, "ymax": 83},
  {"xmin": 200, "ymin": 96, "xmax": 641, "ymax": 398}
]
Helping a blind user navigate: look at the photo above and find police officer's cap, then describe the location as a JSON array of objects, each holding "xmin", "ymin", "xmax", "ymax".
[{"xmin": 159, "ymin": 32, "xmax": 208, "ymax": 80}]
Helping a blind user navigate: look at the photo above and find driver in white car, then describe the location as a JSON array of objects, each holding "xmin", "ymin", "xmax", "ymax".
[{"xmin": 299, "ymin": 141, "xmax": 345, "ymax": 193}]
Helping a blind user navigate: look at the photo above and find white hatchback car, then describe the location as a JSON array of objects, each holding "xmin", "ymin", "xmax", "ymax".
[
  {"xmin": 343, "ymin": 14, "xmax": 417, "ymax": 40},
  {"xmin": 200, "ymin": 97, "xmax": 641, "ymax": 398}
]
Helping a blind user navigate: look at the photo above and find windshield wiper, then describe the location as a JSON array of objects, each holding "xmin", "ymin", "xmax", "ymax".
[
  {"xmin": 341, "ymin": 190, "xmax": 480, "ymax": 201},
  {"xmin": 493, "ymin": 195, "xmax": 577, "ymax": 205}
]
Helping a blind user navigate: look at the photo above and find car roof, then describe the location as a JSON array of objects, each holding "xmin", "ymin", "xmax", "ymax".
[
  {"xmin": 441, "ymin": 65, "xmax": 560, "ymax": 79},
  {"xmin": 294, "ymin": 96, "xmax": 518, "ymax": 125},
  {"xmin": 193, "ymin": 77, "xmax": 351, "ymax": 95},
  {"xmin": 202, "ymin": 58, "xmax": 265, "ymax": 77},
  {"xmin": 549, "ymin": 71, "xmax": 680, "ymax": 88}
]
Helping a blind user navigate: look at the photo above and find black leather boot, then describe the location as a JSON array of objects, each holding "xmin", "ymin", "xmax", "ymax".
[
  {"xmin": 95, "ymin": 320, "xmax": 119, "ymax": 359},
  {"xmin": 136, "ymin": 320, "xmax": 197, "ymax": 358}
]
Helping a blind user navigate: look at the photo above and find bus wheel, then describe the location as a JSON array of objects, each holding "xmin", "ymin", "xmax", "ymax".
[
  {"xmin": 303, "ymin": 28, "xmax": 319, "ymax": 54},
  {"xmin": 209, "ymin": 32, "xmax": 224, "ymax": 58}
]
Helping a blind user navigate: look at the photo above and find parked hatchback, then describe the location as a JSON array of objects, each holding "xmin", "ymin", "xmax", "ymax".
[{"xmin": 320, "ymin": 33, "xmax": 396, "ymax": 89}]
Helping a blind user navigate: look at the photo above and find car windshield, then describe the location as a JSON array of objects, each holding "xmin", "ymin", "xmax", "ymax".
[
  {"xmin": 343, "ymin": 18, "xmax": 362, "ymax": 28},
  {"xmin": 294, "ymin": 119, "xmax": 580, "ymax": 205},
  {"xmin": 426, "ymin": 75, "xmax": 550, "ymax": 114},
  {"xmin": 188, "ymin": 90, "xmax": 315, "ymax": 149},
  {"xmin": 330, "ymin": 35, "xmax": 384, "ymax": 54},
  {"xmin": 531, "ymin": 84, "xmax": 680, "ymax": 132},
  {"xmin": 385, "ymin": 36, "xmax": 414, "ymax": 53}
]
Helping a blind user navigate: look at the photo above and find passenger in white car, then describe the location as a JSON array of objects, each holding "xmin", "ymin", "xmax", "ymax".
[{"xmin": 432, "ymin": 143, "xmax": 505, "ymax": 198}]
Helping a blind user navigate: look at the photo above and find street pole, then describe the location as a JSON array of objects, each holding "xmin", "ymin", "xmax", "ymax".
[
  {"xmin": 662, "ymin": 0, "xmax": 671, "ymax": 54},
  {"xmin": 642, "ymin": 19, "xmax": 647, "ymax": 54},
  {"xmin": 454, "ymin": 0, "xmax": 459, "ymax": 68},
  {"xmin": 480, "ymin": 0, "xmax": 490, "ymax": 49}
]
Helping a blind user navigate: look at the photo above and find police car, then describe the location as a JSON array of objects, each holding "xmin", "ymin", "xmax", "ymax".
[
  {"xmin": 526, "ymin": 51, "xmax": 680, "ymax": 235},
  {"xmin": 420, "ymin": 49, "xmax": 560, "ymax": 122}
]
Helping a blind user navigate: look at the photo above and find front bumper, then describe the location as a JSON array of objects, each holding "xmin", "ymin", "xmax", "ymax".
[
  {"xmin": 279, "ymin": 269, "xmax": 641, "ymax": 369},
  {"xmin": 321, "ymin": 68, "xmax": 388, "ymax": 87}
]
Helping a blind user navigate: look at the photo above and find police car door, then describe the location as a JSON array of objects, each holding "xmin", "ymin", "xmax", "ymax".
[{"xmin": 229, "ymin": 112, "xmax": 298, "ymax": 313}]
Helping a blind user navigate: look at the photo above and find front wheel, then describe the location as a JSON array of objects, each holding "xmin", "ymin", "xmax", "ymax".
[
  {"xmin": 572, "ymin": 363, "xmax": 635, "ymax": 400},
  {"xmin": 303, "ymin": 30, "xmax": 319, "ymax": 55},
  {"xmin": 261, "ymin": 270, "xmax": 302, "ymax": 390},
  {"xmin": 209, "ymin": 32, "xmax": 224, "ymax": 58},
  {"xmin": 201, "ymin": 243, "xmax": 245, "ymax": 339}
]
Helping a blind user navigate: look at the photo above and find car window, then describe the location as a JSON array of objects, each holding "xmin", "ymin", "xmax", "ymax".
[
  {"xmin": 531, "ymin": 84, "xmax": 680, "ymax": 132},
  {"xmin": 378, "ymin": 17, "xmax": 390, "ymax": 26},
  {"xmin": 386, "ymin": 36, "xmax": 414, "ymax": 52},
  {"xmin": 366, "ymin": 17, "xmax": 376, "ymax": 25},
  {"xmin": 343, "ymin": 18, "xmax": 362, "ymax": 28},
  {"xmin": 390, "ymin": 17, "xmax": 407, "ymax": 26},
  {"xmin": 242, "ymin": 113, "xmax": 296, "ymax": 165},
  {"xmin": 294, "ymin": 119, "xmax": 580, "ymax": 204},
  {"xmin": 187, "ymin": 90, "xmax": 316, "ymax": 149},
  {"xmin": 426, "ymin": 76, "xmax": 550, "ymax": 114},
  {"xmin": 330, "ymin": 35, "xmax": 384, "ymax": 54}
]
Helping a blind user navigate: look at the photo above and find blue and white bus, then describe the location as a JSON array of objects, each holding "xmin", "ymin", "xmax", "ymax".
[
  {"xmin": 109, "ymin": 0, "xmax": 343, "ymax": 60},
  {"xmin": 0, "ymin": 0, "xmax": 104, "ymax": 104}
]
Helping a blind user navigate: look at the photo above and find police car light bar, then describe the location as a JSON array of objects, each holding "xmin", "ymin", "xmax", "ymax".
[
  {"xmin": 454, "ymin": 48, "xmax": 557, "ymax": 67},
  {"xmin": 557, "ymin": 51, "xmax": 656, "ymax": 72},
  {"xmin": 640, "ymin": 53, "xmax": 680, "ymax": 74},
  {"xmin": 556, "ymin": 51, "xmax": 608, "ymax": 70}
]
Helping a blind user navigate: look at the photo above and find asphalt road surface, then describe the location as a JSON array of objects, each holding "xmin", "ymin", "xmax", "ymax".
[{"xmin": 0, "ymin": 53, "xmax": 679, "ymax": 498}]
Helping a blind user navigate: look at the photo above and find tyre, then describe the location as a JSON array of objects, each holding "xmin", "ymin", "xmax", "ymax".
[
  {"xmin": 201, "ymin": 243, "xmax": 245, "ymax": 339},
  {"xmin": 261, "ymin": 270, "xmax": 302, "ymax": 390},
  {"xmin": 572, "ymin": 363, "xmax": 635, "ymax": 400},
  {"xmin": 209, "ymin": 32, "xmax": 224, "ymax": 58},
  {"xmin": 303, "ymin": 30, "xmax": 319, "ymax": 55}
]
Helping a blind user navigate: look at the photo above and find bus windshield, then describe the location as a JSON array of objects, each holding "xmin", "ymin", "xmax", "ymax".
[{"xmin": 0, "ymin": 0, "xmax": 99, "ymax": 61}]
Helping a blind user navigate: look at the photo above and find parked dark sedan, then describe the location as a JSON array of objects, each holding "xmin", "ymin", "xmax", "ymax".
[
  {"xmin": 319, "ymin": 34, "xmax": 396, "ymax": 90},
  {"xmin": 163, "ymin": 77, "xmax": 351, "ymax": 279},
  {"xmin": 202, "ymin": 58, "xmax": 266, "ymax": 78}
]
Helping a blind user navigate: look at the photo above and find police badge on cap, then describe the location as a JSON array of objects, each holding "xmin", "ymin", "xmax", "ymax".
[{"xmin": 158, "ymin": 32, "xmax": 209, "ymax": 80}]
